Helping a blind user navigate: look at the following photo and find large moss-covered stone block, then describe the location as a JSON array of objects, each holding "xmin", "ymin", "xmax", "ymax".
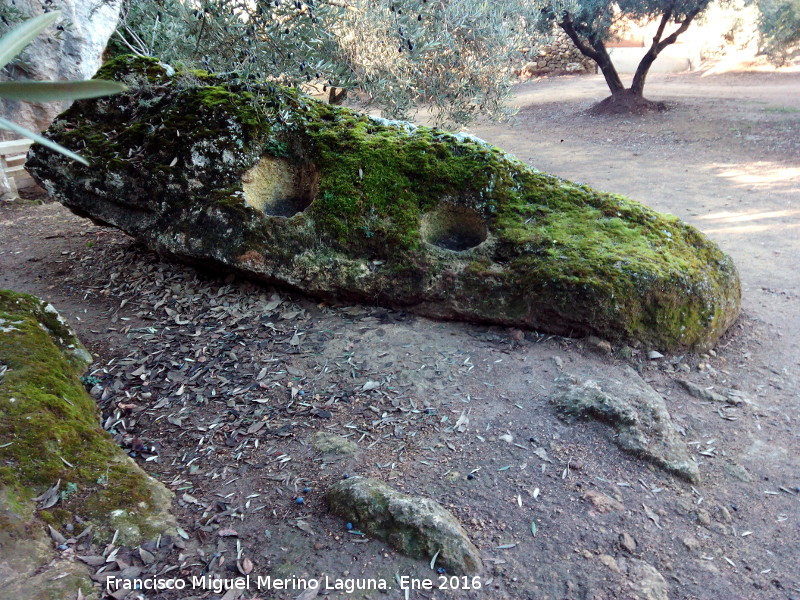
[
  {"xmin": 0, "ymin": 290, "xmax": 176, "ymax": 547},
  {"xmin": 28, "ymin": 56, "xmax": 741, "ymax": 349}
]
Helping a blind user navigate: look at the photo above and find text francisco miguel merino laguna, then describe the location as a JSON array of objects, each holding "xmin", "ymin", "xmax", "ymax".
[{"xmin": 106, "ymin": 574, "xmax": 392, "ymax": 594}]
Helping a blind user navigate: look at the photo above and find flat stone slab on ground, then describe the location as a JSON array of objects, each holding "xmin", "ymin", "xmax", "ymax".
[{"xmin": 555, "ymin": 365, "xmax": 700, "ymax": 482}]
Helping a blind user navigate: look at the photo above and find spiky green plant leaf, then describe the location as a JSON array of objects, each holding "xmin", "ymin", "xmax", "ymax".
[
  {"xmin": 0, "ymin": 80, "xmax": 126, "ymax": 102},
  {"xmin": 0, "ymin": 11, "xmax": 60, "ymax": 70},
  {"xmin": 0, "ymin": 10, "xmax": 124, "ymax": 166},
  {"xmin": 0, "ymin": 117, "xmax": 88, "ymax": 165}
]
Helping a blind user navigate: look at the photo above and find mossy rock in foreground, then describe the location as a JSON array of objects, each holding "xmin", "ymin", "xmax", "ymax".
[
  {"xmin": 0, "ymin": 289, "xmax": 176, "ymax": 568},
  {"xmin": 28, "ymin": 56, "xmax": 741, "ymax": 350}
]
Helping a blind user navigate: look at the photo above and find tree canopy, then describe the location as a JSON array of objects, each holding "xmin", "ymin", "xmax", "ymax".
[
  {"xmin": 757, "ymin": 0, "xmax": 800, "ymax": 64},
  {"xmin": 109, "ymin": 0, "xmax": 542, "ymax": 125}
]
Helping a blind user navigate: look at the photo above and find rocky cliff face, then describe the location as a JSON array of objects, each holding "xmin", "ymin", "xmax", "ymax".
[
  {"xmin": 0, "ymin": 0, "xmax": 121, "ymax": 139},
  {"xmin": 28, "ymin": 55, "xmax": 741, "ymax": 350}
]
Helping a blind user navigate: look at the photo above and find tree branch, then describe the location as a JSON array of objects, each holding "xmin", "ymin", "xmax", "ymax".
[
  {"xmin": 113, "ymin": 29, "xmax": 147, "ymax": 56},
  {"xmin": 656, "ymin": 3, "xmax": 709, "ymax": 53},
  {"xmin": 651, "ymin": 6, "xmax": 673, "ymax": 48},
  {"xmin": 317, "ymin": 0, "xmax": 360, "ymax": 12},
  {"xmin": 560, "ymin": 13, "xmax": 625, "ymax": 94},
  {"xmin": 558, "ymin": 14, "xmax": 601, "ymax": 63},
  {"xmin": 631, "ymin": 1, "xmax": 709, "ymax": 95}
]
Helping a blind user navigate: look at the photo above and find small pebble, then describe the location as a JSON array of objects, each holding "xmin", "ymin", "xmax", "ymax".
[
  {"xmin": 57, "ymin": 544, "xmax": 68, "ymax": 551},
  {"xmin": 619, "ymin": 532, "xmax": 637, "ymax": 553}
]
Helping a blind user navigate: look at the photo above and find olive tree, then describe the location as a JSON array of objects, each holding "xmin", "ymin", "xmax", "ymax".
[
  {"xmin": 110, "ymin": 0, "xmax": 544, "ymax": 125},
  {"xmin": 545, "ymin": 0, "xmax": 713, "ymax": 112},
  {"xmin": 757, "ymin": 0, "xmax": 800, "ymax": 64}
]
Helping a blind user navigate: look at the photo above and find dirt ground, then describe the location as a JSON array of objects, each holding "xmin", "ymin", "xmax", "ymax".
[{"xmin": 1, "ymin": 69, "xmax": 799, "ymax": 600}]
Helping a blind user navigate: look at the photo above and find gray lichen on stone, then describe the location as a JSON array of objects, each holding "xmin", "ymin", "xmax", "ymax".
[{"xmin": 311, "ymin": 431, "xmax": 358, "ymax": 456}]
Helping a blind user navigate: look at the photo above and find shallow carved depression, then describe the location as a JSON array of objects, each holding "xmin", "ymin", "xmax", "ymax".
[
  {"xmin": 242, "ymin": 156, "xmax": 319, "ymax": 217},
  {"xmin": 421, "ymin": 204, "xmax": 488, "ymax": 251}
]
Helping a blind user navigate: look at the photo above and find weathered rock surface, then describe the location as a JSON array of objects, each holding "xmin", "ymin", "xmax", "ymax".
[
  {"xmin": 0, "ymin": 288, "xmax": 176, "ymax": 595},
  {"xmin": 0, "ymin": 0, "xmax": 121, "ymax": 139},
  {"xmin": 28, "ymin": 56, "xmax": 741, "ymax": 350},
  {"xmin": 311, "ymin": 431, "xmax": 359, "ymax": 456},
  {"xmin": 0, "ymin": 168, "xmax": 13, "ymax": 201},
  {"xmin": 554, "ymin": 366, "xmax": 700, "ymax": 482},
  {"xmin": 326, "ymin": 477, "xmax": 482, "ymax": 574},
  {"xmin": 0, "ymin": 489, "xmax": 96, "ymax": 599},
  {"xmin": 678, "ymin": 379, "xmax": 738, "ymax": 405},
  {"xmin": 620, "ymin": 557, "xmax": 670, "ymax": 600}
]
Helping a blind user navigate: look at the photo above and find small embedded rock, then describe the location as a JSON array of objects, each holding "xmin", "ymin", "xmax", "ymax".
[
  {"xmin": 311, "ymin": 432, "xmax": 358, "ymax": 456},
  {"xmin": 696, "ymin": 509, "xmax": 711, "ymax": 526},
  {"xmin": 717, "ymin": 506, "xmax": 732, "ymax": 524},
  {"xmin": 586, "ymin": 335, "xmax": 613, "ymax": 355},
  {"xmin": 583, "ymin": 490, "xmax": 624, "ymax": 514},
  {"xmin": 616, "ymin": 345, "xmax": 635, "ymax": 359},
  {"xmin": 678, "ymin": 380, "xmax": 728, "ymax": 404},
  {"xmin": 326, "ymin": 477, "xmax": 482, "ymax": 574},
  {"xmin": 599, "ymin": 554, "xmax": 621, "ymax": 573},
  {"xmin": 508, "ymin": 328, "xmax": 525, "ymax": 342},
  {"xmin": 622, "ymin": 557, "xmax": 669, "ymax": 600},
  {"xmin": 724, "ymin": 463, "xmax": 754, "ymax": 483},
  {"xmin": 620, "ymin": 532, "xmax": 637, "ymax": 553},
  {"xmin": 682, "ymin": 536, "xmax": 700, "ymax": 552},
  {"xmin": 554, "ymin": 366, "xmax": 700, "ymax": 482}
]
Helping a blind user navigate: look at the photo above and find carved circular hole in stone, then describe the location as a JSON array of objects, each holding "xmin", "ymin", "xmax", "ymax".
[
  {"xmin": 242, "ymin": 156, "xmax": 320, "ymax": 217},
  {"xmin": 421, "ymin": 204, "xmax": 488, "ymax": 252}
]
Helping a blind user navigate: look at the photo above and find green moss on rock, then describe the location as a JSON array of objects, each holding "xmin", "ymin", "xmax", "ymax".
[
  {"xmin": 27, "ymin": 55, "xmax": 741, "ymax": 350},
  {"xmin": 0, "ymin": 290, "xmax": 175, "ymax": 544}
]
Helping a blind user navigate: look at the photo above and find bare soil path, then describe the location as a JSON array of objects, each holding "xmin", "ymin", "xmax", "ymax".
[
  {"xmin": 472, "ymin": 70, "xmax": 800, "ymax": 373},
  {"xmin": 1, "ymin": 70, "xmax": 799, "ymax": 600}
]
